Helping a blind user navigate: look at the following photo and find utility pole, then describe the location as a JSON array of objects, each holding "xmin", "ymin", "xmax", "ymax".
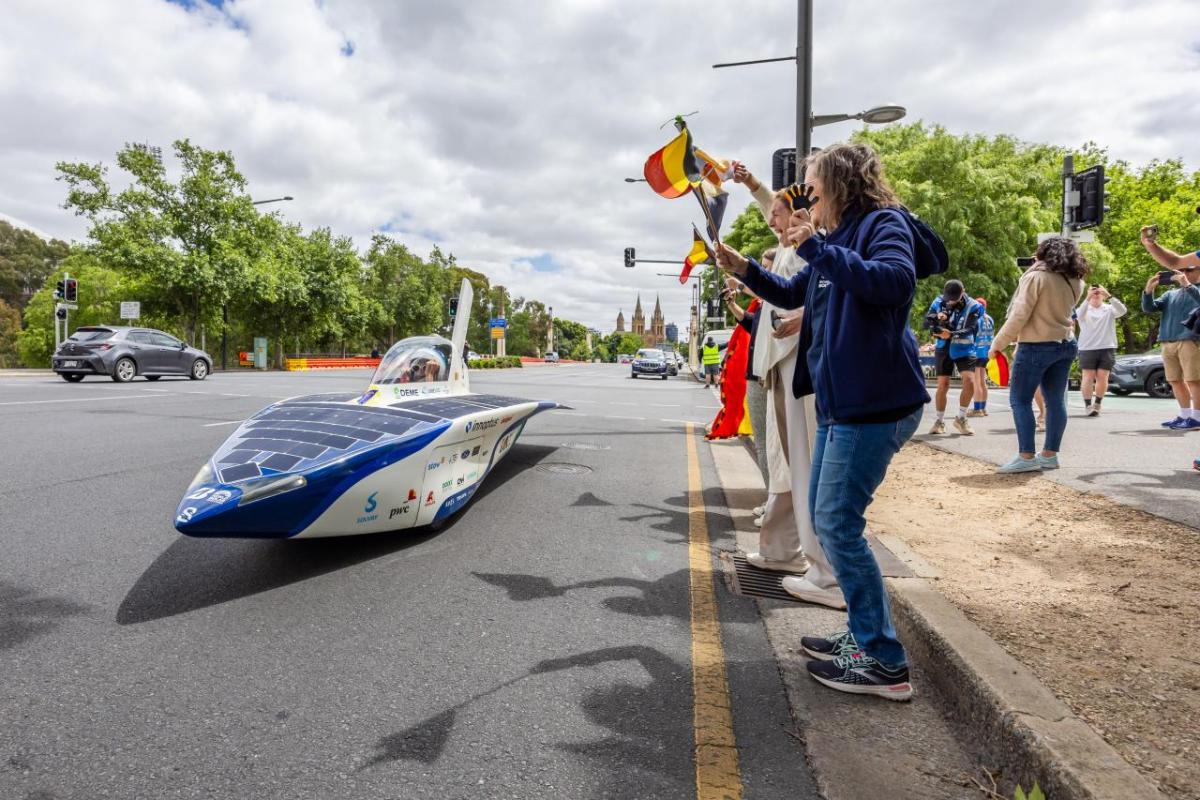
[
  {"xmin": 796, "ymin": 0, "xmax": 813, "ymax": 161},
  {"xmin": 1061, "ymin": 154, "xmax": 1075, "ymax": 237}
]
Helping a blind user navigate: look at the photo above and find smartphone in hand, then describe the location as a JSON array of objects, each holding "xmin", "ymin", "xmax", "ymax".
[{"xmin": 1159, "ymin": 270, "xmax": 1176, "ymax": 286}]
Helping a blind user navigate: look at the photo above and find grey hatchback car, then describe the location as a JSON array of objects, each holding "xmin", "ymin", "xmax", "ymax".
[{"xmin": 52, "ymin": 326, "xmax": 213, "ymax": 383}]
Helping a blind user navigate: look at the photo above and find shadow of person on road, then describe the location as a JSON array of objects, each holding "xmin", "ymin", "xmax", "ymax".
[
  {"xmin": 117, "ymin": 443, "xmax": 557, "ymax": 625},
  {"xmin": 0, "ymin": 579, "xmax": 91, "ymax": 651},
  {"xmin": 949, "ymin": 471, "xmax": 1041, "ymax": 489},
  {"xmin": 473, "ymin": 569, "xmax": 693, "ymax": 621},
  {"xmin": 363, "ymin": 645, "xmax": 695, "ymax": 797}
]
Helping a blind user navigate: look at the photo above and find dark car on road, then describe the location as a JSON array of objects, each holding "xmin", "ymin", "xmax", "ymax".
[
  {"xmin": 1109, "ymin": 351, "xmax": 1171, "ymax": 398},
  {"xmin": 52, "ymin": 326, "xmax": 213, "ymax": 383},
  {"xmin": 630, "ymin": 348, "xmax": 669, "ymax": 380}
]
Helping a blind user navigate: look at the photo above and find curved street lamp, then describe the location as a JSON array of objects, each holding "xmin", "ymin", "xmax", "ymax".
[{"xmin": 812, "ymin": 104, "xmax": 907, "ymax": 128}]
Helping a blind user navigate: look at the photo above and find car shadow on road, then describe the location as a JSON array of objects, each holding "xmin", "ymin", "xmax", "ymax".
[
  {"xmin": 116, "ymin": 443, "xmax": 558, "ymax": 625},
  {"xmin": 0, "ymin": 579, "xmax": 92, "ymax": 651}
]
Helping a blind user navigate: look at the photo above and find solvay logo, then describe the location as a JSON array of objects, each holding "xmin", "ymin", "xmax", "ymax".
[{"xmin": 365, "ymin": 492, "xmax": 378, "ymax": 513}]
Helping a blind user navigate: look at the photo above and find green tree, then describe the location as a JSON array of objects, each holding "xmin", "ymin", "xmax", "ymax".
[
  {"xmin": 56, "ymin": 139, "xmax": 262, "ymax": 346},
  {"xmin": 361, "ymin": 235, "xmax": 449, "ymax": 347},
  {"xmin": 0, "ymin": 298, "xmax": 21, "ymax": 367},
  {"xmin": 855, "ymin": 123, "xmax": 1064, "ymax": 331},
  {"xmin": 0, "ymin": 220, "xmax": 69, "ymax": 310}
]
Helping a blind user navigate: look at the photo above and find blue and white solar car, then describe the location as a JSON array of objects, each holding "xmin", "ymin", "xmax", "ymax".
[{"xmin": 174, "ymin": 281, "xmax": 560, "ymax": 538}]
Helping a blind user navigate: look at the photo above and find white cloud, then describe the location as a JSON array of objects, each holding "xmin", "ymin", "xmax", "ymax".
[{"xmin": 2, "ymin": 0, "xmax": 1199, "ymax": 332}]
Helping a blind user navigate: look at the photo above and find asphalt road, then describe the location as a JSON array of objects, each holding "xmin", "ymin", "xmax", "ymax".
[
  {"xmin": 914, "ymin": 386, "xmax": 1200, "ymax": 530},
  {"xmin": 0, "ymin": 365, "xmax": 817, "ymax": 800}
]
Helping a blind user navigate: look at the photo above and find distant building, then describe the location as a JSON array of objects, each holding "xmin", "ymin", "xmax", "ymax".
[
  {"xmin": 665, "ymin": 323, "xmax": 678, "ymax": 343},
  {"xmin": 618, "ymin": 294, "xmax": 666, "ymax": 347}
]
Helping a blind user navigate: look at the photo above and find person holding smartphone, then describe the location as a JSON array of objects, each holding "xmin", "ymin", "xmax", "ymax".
[
  {"xmin": 1140, "ymin": 225, "xmax": 1200, "ymax": 428},
  {"xmin": 1075, "ymin": 285, "xmax": 1126, "ymax": 416}
]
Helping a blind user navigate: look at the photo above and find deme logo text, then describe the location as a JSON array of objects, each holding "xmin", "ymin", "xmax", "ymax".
[{"xmin": 357, "ymin": 492, "xmax": 379, "ymax": 525}]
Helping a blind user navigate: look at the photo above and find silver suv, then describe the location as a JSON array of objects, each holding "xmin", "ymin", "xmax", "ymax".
[{"xmin": 52, "ymin": 326, "xmax": 213, "ymax": 383}]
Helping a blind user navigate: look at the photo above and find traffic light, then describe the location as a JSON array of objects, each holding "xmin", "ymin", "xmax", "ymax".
[
  {"xmin": 624, "ymin": 247, "xmax": 635, "ymax": 269},
  {"xmin": 56, "ymin": 307, "xmax": 67, "ymax": 320},
  {"xmin": 772, "ymin": 148, "xmax": 797, "ymax": 191},
  {"xmin": 64, "ymin": 279, "xmax": 78, "ymax": 303},
  {"xmin": 448, "ymin": 297, "xmax": 459, "ymax": 319},
  {"xmin": 55, "ymin": 280, "xmax": 64, "ymax": 300},
  {"xmin": 1073, "ymin": 165, "xmax": 1110, "ymax": 229}
]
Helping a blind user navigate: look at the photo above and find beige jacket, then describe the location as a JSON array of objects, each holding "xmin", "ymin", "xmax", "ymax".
[
  {"xmin": 749, "ymin": 183, "xmax": 802, "ymax": 379},
  {"xmin": 992, "ymin": 265, "xmax": 1085, "ymax": 352}
]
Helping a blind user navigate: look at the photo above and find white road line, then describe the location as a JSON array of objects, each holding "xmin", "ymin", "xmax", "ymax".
[
  {"xmin": 605, "ymin": 415, "xmax": 647, "ymax": 421},
  {"xmin": 202, "ymin": 420, "xmax": 245, "ymax": 427},
  {"xmin": 0, "ymin": 394, "xmax": 172, "ymax": 407},
  {"xmin": 552, "ymin": 411, "xmax": 587, "ymax": 416},
  {"xmin": 649, "ymin": 403, "xmax": 680, "ymax": 407}
]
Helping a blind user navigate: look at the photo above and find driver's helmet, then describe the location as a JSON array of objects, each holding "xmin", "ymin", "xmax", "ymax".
[{"xmin": 370, "ymin": 336, "xmax": 452, "ymax": 385}]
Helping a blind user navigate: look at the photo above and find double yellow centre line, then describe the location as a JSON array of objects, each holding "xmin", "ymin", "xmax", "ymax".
[{"xmin": 685, "ymin": 423, "xmax": 742, "ymax": 800}]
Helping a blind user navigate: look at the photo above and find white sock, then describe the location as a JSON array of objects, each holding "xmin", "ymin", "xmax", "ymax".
[
  {"xmin": 936, "ymin": 410, "xmax": 945, "ymax": 421},
  {"xmin": 957, "ymin": 406, "xmax": 969, "ymax": 419},
  {"xmin": 1186, "ymin": 407, "xmax": 1196, "ymax": 420}
]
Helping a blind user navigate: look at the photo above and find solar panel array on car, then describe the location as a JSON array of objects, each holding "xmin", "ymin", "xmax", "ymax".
[{"xmin": 212, "ymin": 393, "xmax": 536, "ymax": 484}]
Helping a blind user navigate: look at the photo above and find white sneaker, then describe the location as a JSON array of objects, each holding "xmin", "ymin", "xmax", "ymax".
[
  {"xmin": 746, "ymin": 552, "xmax": 808, "ymax": 573},
  {"xmin": 781, "ymin": 576, "xmax": 847, "ymax": 610},
  {"xmin": 753, "ymin": 515, "xmax": 763, "ymax": 528},
  {"xmin": 751, "ymin": 505, "xmax": 766, "ymax": 517},
  {"xmin": 953, "ymin": 416, "xmax": 974, "ymax": 436}
]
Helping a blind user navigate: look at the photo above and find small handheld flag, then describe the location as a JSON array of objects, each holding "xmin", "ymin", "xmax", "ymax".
[
  {"xmin": 643, "ymin": 125, "xmax": 702, "ymax": 199},
  {"xmin": 680, "ymin": 225, "xmax": 715, "ymax": 284}
]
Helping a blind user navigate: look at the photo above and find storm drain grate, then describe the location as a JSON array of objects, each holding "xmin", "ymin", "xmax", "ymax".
[
  {"xmin": 719, "ymin": 551, "xmax": 806, "ymax": 602},
  {"xmin": 534, "ymin": 462, "xmax": 594, "ymax": 475}
]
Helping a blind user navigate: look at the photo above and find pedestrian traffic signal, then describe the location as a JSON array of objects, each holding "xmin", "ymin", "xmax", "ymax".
[
  {"xmin": 624, "ymin": 247, "xmax": 635, "ymax": 269},
  {"xmin": 56, "ymin": 307, "xmax": 67, "ymax": 320},
  {"xmin": 448, "ymin": 297, "xmax": 459, "ymax": 319},
  {"xmin": 55, "ymin": 280, "xmax": 64, "ymax": 300},
  {"xmin": 1073, "ymin": 165, "xmax": 1110, "ymax": 230},
  {"xmin": 64, "ymin": 279, "xmax": 78, "ymax": 303}
]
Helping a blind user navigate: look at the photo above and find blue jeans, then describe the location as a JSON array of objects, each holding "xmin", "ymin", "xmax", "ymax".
[
  {"xmin": 1009, "ymin": 341, "xmax": 1077, "ymax": 454},
  {"xmin": 808, "ymin": 406, "xmax": 923, "ymax": 666}
]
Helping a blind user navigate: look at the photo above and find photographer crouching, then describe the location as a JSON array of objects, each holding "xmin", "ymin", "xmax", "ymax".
[
  {"xmin": 715, "ymin": 142, "xmax": 929, "ymax": 701},
  {"xmin": 923, "ymin": 280, "xmax": 984, "ymax": 435}
]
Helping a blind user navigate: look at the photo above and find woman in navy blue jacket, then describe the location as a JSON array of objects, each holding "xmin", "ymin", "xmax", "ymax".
[{"xmin": 716, "ymin": 142, "xmax": 929, "ymax": 701}]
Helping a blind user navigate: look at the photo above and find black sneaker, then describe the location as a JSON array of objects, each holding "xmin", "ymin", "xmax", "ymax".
[
  {"xmin": 806, "ymin": 651, "xmax": 913, "ymax": 701},
  {"xmin": 800, "ymin": 630, "xmax": 857, "ymax": 661}
]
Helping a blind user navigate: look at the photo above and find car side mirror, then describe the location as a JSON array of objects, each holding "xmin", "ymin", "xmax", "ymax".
[{"xmin": 179, "ymin": 342, "xmax": 187, "ymax": 349}]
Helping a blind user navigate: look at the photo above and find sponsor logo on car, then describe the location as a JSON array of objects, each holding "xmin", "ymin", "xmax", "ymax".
[
  {"xmin": 464, "ymin": 418, "xmax": 500, "ymax": 434},
  {"xmin": 441, "ymin": 479, "xmax": 452, "ymax": 489},
  {"xmin": 427, "ymin": 462, "xmax": 440, "ymax": 471},
  {"xmin": 208, "ymin": 490, "xmax": 233, "ymax": 505},
  {"xmin": 388, "ymin": 504, "xmax": 412, "ymax": 519},
  {"xmin": 356, "ymin": 389, "xmax": 377, "ymax": 405},
  {"xmin": 425, "ymin": 491, "xmax": 436, "ymax": 506},
  {"xmin": 357, "ymin": 492, "xmax": 380, "ymax": 524},
  {"xmin": 471, "ymin": 445, "xmax": 481, "ymax": 456},
  {"xmin": 407, "ymin": 489, "xmax": 418, "ymax": 502},
  {"xmin": 501, "ymin": 415, "xmax": 513, "ymax": 423},
  {"xmin": 456, "ymin": 477, "xmax": 465, "ymax": 486}
]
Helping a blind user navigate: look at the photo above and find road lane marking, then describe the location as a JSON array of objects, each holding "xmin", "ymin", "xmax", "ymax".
[
  {"xmin": 202, "ymin": 420, "xmax": 244, "ymax": 427},
  {"xmin": 606, "ymin": 415, "xmax": 646, "ymax": 421},
  {"xmin": 0, "ymin": 394, "xmax": 173, "ymax": 407},
  {"xmin": 685, "ymin": 422, "xmax": 742, "ymax": 800}
]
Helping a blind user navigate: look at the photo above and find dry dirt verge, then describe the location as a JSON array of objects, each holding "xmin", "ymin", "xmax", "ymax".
[{"xmin": 869, "ymin": 443, "xmax": 1200, "ymax": 800}]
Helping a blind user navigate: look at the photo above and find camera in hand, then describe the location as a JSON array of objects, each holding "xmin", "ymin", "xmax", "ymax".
[
  {"xmin": 1158, "ymin": 270, "xmax": 1176, "ymax": 286},
  {"xmin": 923, "ymin": 310, "xmax": 946, "ymax": 335}
]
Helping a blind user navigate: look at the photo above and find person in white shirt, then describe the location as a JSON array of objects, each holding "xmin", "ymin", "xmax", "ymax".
[{"xmin": 1075, "ymin": 285, "xmax": 1127, "ymax": 417}]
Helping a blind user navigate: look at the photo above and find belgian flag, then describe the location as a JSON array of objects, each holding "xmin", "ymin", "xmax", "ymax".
[
  {"xmin": 644, "ymin": 127, "xmax": 702, "ymax": 199},
  {"xmin": 680, "ymin": 225, "xmax": 715, "ymax": 283}
]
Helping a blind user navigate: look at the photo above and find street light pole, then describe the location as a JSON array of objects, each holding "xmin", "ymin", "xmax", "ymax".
[
  {"xmin": 223, "ymin": 195, "xmax": 294, "ymax": 371},
  {"xmin": 796, "ymin": 0, "xmax": 813, "ymax": 161}
]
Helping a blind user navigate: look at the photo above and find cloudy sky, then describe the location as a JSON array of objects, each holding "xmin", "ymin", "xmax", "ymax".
[{"xmin": 3, "ymin": 0, "xmax": 1199, "ymax": 331}]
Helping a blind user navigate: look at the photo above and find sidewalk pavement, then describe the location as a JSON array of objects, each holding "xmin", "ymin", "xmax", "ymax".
[
  {"xmin": 706, "ymin": 433, "xmax": 1164, "ymax": 800},
  {"xmin": 917, "ymin": 389, "xmax": 1200, "ymax": 530}
]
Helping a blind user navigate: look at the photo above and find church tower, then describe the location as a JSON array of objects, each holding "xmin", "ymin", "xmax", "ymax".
[
  {"xmin": 649, "ymin": 295, "xmax": 665, "ymax": 346},
  {"xmin": 616, "ymin": 310, "xmax": 625, "ymax": 333},
  {"xmin": 631, "ymin": 295, "xmax": 646, "ymax": 337}
]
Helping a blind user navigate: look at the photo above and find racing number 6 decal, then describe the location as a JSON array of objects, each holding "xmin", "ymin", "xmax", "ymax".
[{"xmin": 177, "ymin": 507, "xmax": 198, "ymax": 524}]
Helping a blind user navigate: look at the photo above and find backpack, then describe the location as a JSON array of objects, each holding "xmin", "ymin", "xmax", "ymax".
[{"xmin": 900, "ymin": 206, "xmax": 949, "ymax": 280}]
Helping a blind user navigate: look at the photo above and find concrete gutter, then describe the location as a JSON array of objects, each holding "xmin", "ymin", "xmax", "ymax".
[{"xmin": 707, "ymin": 435, "xmax": 1165, "ymax": 800}]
